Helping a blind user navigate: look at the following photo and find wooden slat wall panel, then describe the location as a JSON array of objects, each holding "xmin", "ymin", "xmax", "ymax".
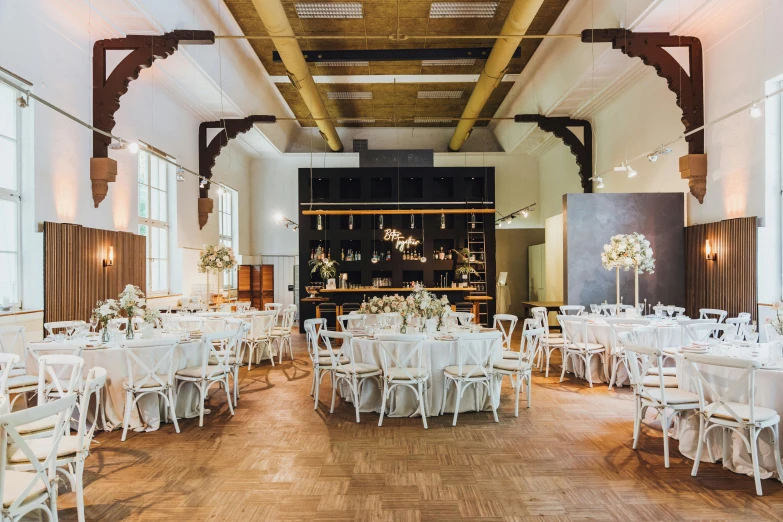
[
  {"xmin": 44, "ymin": 222, "xmax": 146, "ymax": 324},
  {"xmin": 685, "ymin": 217, "xmax": 757, "ymax": 322}
]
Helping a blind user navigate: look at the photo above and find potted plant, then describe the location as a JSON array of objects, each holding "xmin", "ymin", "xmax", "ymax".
[
  {"xmin": 451, "ymin": 248, "xmax": 478, "ymax": 282},
  {"xmin": 309, "ymin": 246, "xmax": 339, "ymax": 281}
]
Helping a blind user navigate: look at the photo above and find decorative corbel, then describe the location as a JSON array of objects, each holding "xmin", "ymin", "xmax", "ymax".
[
  {"xmin": 197, "ymin": 116, "xmax": 276, "ymax": 229},
  {"xmin": 91, "ymin": 30, "xmax": 214, "ymax": 208},
  {"xmin": 515, "ymin": 115, "xmax": 593, "ymax": 193},
  {"xmin": 581, "ymin": 29, "xmax": 707, "ymax": 202}
]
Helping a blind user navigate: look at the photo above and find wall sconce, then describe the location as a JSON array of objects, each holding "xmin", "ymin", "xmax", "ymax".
[
  {"xmin": 705, "ymin": 239, "xmax": 716, "ymax": 261},
  {"xmin": 104, "ymin": 246, "xmax": 114, "ymax": 267}
]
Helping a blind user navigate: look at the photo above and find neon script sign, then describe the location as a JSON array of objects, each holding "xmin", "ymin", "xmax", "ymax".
[{"xmin": 383, "ymin": 229, "xmax": 421, "ymax": 252}]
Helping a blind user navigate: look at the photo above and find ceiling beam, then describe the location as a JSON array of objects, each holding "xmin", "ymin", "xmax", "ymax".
[
  {"xmin": 274, "ymin": 47, "xmax": 521, "ymax": 63},
  {"xmin": 267, "ymin": 74, "xmax": 520, "ymax": 84}
]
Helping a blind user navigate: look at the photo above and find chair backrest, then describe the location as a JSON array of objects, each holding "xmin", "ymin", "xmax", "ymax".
[
  {"xmin": 682, "ymin": 352, "xmax": 762, "ymax": 423},
  {"xmin": 109, "ymin": 318, "xmax": 129, "ymax": 331},
  {"xmin": 0, "ymin": 353, "xmax": 20, "ymax": 394},
  {"xmin": 623, "ymin": 342, "xmax": 674, "ymax": 406},
  {"xmin": 0, "ymin": 395, "xmax": 77, "ymax": 515},
  {"xmin": 514, "ymin": 327, "xmax": 543, "ymax": 371},
  {"xmin": 453, "ymin": 332, "xmax": 501, "ymax": 379},
  {"xmin": 77, "ymin": 367, "xmax": 107, "ymax": 454},
  {"xmin": 560, "ymin": 305, "xmax": 584, "ymax": 316},
  {"xmin": 43, "ymin": 320, "xmax": 86, "ymax": 337},
  {"xmin": 557, "ymin": 314, "xmax": 590, "ymax": 348},
  {"xmin": 202, "ymin": 317, "xmax": 227, "ymax": 333},
  {"xmin": 0, "ymin": 326, "xmax": 26, "ymax": 360},
  {"xmin": 194, "ymin": 332, "xmax": 237, "ymax": 379},
  {"xmin": 492, "ymin": 314, "xmax": 518, "ymax": 352},
  {"xmin": 606, "ymin": 320, "xmax": 655, "ymax": 353},
  {"xmin": 376, "ymin": 334, "xmax": 427, "ymax": 381},
  {"xmin": 177, "ymin": 316, "xmax": 203, "ymax": 332},
  {"xmin": 249, "ymin": 311, "xmax": 276, "ymax": 340},
  {"xmin": 699, "ymin": 308, "xmax": 727, "ymax": 323},
  {"xmin": 453, "ymin": 311, "xmax": 474, "ymax": 326},
  {"xmin": 265, "ymin": 303, "xmax": 283, "ymax": 325},
  {"xmin": 678, "ymin": 318, "xmax": 717, "ymax": 344},
  {"xmin": 685, "ymin": 322, "xmax": 734, "ymax": 344},
  {"xmin": 532, "ymin": 308, "xmax": 554, "ymax": 338},
  {"xmin": 338, "ymin": 314, "xmax": 366, "ymax": 331},
  {"xmin": 726, "ymin": 315, "xmax": 751, "ymax": 339},
  {"xmin": 37, "ymin": 354, "xmax": 85, "ymax": 404},
  {"xmin": 303, "ymin": 318, "xmax": 327, "ymax": 362},
  {"xmin": 122, "ymin": 338, "xmax": 179, "ymax": 389},
  {"xmin": 342, "ymin": 302, "xmax": 361, "ymax": 314},
  {"xmin": 320, "ymin": 330, "xmax": 356, "ymax": 374},
  {"xmin": 28, "ymin": 343, "xmax": 84, "ymax": 387},
  {"xmin": 279, "ymin": 308, "xmax": 296, "ymax": 333}
]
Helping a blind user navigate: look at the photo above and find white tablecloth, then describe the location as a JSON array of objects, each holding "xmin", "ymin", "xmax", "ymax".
[
  {"xmin": 345, "ymin": 331, "xmax": 503, "ymax": 417},
  {"xmin": 25, "ymin": 338, "xmax": 207, "ymax": 432},
  {"xmin": 676, "ymin": 344, "xmax": 783, "ymax": 479}
]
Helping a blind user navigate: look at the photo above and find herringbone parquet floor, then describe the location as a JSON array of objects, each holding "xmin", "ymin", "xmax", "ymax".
[{"xmin": 55, "ymin": 331, "xmax": 783, "ymax": 521}]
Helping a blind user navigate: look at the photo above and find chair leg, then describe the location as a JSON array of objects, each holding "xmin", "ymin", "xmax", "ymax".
[
  {"xmin": 545, "ymin": 349, "xmax": 551, "ymax": 378},
  {"xmin": 772, "ymin": 424, "xmax": 783, "ymax": 482},
  {"xmin": 247, "ymin": 343, "xmax": 254, "ymax": 371},
  {"xmin": 225, "ymin": 377, "xmax": 235, "ymax": 416},
  {"xmin": 167, "ymin": 388, "xmax": 180, "ymax": 433},
  {"xmin": 691, "ymin": 416, "xmax": 705, "ymax": 476},
  {"xmin": 608, "ymin": 355, "xmax": 619, "ymax": 391},
  {"xmin": 418, "ymin": 382, "xmax": 428, "ymax": 429},
  {"xmin": 661, "ymin": 409, "xmax": 671, "ymax": 468},
  {"xmin": 525, "ymin": 373, "xmax": 531, "ymax": 408},
  {"xmin": 198, "ymin": 383, "xmax": 206, "ymax": 427},
  {"xmin": 632, "ymin": 396, "xmax": 642, "ymax": 450},
  {"xmin": 490, "ymin": 380, "xmax": 499, "ymax": 423},
  {"xmin": 440, "ymin": 377, "xmax": 450, "ymax": 416},
  {"xmin": 452, "ymin": 381, "xmax": 462, "ymax": 426},
  {"xmin": 313, "ymin": 368, "xmax": 321, "ymax": 410},
  {"xmin": 514, "ymin": 375, "xmax": 521, "ymax": 417},
  {"xmin": 121, "ymin": 390, "xmax": 133, "ymax": 442},
  {"xmin": 378, "ymin": 381, "xmax": 388, "ymax": 427},
  {"xmin": 585, "ymin": 353, "xmax": 594, "ymax": 388},
  {"xmin": 751, "ymin": 427, "xmax": 763, "ymax": 495},
  {"xmin": 353, "ymin": 378, "xmax": 361, "ymax": 423},
  {"xmin": 74, "ymin": 459, "xmax": 85, "ymax": 522},
  {"xmin": 721, "ymin": 427, "xmax": 729, "ymax": 467},
  {"xmin": 559, "ymin": 351, "xmax": 568, "ymax": 382}
]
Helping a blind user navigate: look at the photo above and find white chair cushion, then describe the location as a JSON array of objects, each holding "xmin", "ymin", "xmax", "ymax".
[
  {"xmin": 176, "ymin": 365, "xmax": 228, "ymax": 379},
  {"xmin": 123, "ymin": 374, "xmax": 171, "ymax": 389},
  {"xmin": 444, "ymin": 365, "xmax": 490, "ymax": 378},
  {"xmin": 708, "ymin": 402, "xmax": 779, "ymax": 422},
  {"xmin": 642, "ymin": 375, "xmax": 679, "ymax": 388},
  {"xmin": 16, "ymin": 415, "xmax": 57, "ymax": 436},
  {"xmin": 544, "ymin": 337, "xmax": 566, "ymax": 345},
  {"xmin": 502, "ymin": 351, "xmax": 522, "ymax": 360},
  {"xmin": 2, "ymin": 470, "xmax": 47, "ymax": 507},
  {"xmin": 646, "ymin": 367, "xmax": 677, "ymax": 377},
  {"xmin": 270, "ymin": 328, "xmax": 290, "ymax": 336},
  {"xmin": 8, "ymin": 435, "xmax": 80, "ymax": 464},
  {"xmin": 7, "ymin": 375, "xmax": 38, "ymax": 389},
  {"xmin": 336, "ymin": 362, "xmax": 381, "ymax": 375},
  {"xmin": 385, "ymin": 367, "xmax": 429, "ymax": 381},
  {"xmin": 317, "ymin": 356, "xmax": 350, "ymax": 366},
  {"xmin": 492, "ymin": 359, "xmax": 531, "ymax": 372},
  {"xmin": 568, "ymin": 342, "xmax": 604, "ymax": 352},
  {"xmin": 209, "ymin": 355, "xmax": 239, "ymax": 365},
  {"xmin": 643, "ymin": 387, "xmax": 699, "ymax": 404}
]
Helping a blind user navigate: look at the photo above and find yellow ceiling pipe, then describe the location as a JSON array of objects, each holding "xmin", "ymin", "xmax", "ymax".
[
  {"xmin": 448, "ymin": 0, "xmax": 545, "ymax": 152},
  {"xmin": 250, "ymin": 0, "xmax": 343, "ymax": 152}
]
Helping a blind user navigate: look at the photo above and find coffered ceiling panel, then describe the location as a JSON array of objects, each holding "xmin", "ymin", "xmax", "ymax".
[{"xmin": 225, "ymin": 0, "xmax": 569, "ymax": 127}]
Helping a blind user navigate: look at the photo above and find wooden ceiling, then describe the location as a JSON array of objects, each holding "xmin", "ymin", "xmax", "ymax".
[{"xmin": 225, "ymin": 0, "xmax": 569, "ymax": 127}]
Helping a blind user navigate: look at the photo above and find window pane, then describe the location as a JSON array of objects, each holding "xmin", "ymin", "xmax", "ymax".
[
  {"xmin": 151, "ymin": 227, "xmax": 160, "ymax": 258},
  {"xmin": 138, "ymin": 152, "xmax": 148, "ymax": 185},
  {"xmin": 0, "ymin": 85, "xmax": 16, "ymax": 140},
  {"xmin": 0, "ymin": 199, "xmax": 18, "ymax": 251},
  {"xmin": 155, "ymin": 160, "xmax": 167, "ymax": 191},
  {"xmin": 0, "ymin": 138, "xmax": 18, "ymax": 192},
  {"xmin": 158, "ymin": 227, "xmax": 168, "ymax": 260},
  {"xmin": 158, "ymin": 188, "xmax": 167, "ymax": 222},
  {"xmin": 149, "ymin": 156, "xmax": 158, "ymax": 188},
  {"xmin": 0, "ymin": 252, "xmax": 18, "ymax": 304},
  {"xmin": 138, "ymin": 183, "xmax": 148, "ymax": 218},
  {"xmin": 138, "ymin": 224, "xmax": 148, "ymax": 237}
]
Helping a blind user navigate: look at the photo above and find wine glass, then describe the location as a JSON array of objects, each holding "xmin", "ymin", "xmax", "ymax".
[{"xmin": 90, "ymin": 316, "xmax": 98, "ymax": 333}]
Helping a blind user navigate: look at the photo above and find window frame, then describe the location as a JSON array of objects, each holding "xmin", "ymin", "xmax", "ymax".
[
  {"xmin": 0, "ymin": 81, "xmax": 22, "ymax": 307},
  {"xmin": 138, "ymin": 150, "xmax": 172, "ymax": 296}
]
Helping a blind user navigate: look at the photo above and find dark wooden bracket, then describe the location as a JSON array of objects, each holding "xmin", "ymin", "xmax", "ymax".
[
  {"xmin": 197, "ymin": 116, "xmax": 276, "ymax": 229},
  {"xmin": 91, "ymin": 30, "xmax": 214, "ymax": 207},
  {"xmin": 581, "ymin": 29, "xmax": 708, "ymax": 202},
  {"xmin": 515, "ymin": 115, "xmax": 593, "ymax": 193}
]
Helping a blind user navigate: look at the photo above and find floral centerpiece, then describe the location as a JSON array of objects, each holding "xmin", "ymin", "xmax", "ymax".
[
  {"xmin": 119, "ymin": 284, "xmax": 146, "ymax": 339},
  {"xmin": 768, "ymin": 303, "xmax": 783, "ymax": 338},
  {"xmin": 143, "ymin": 308, "xmax": 160, "ymax": 327},
  {"xmin": 198, "ymin": 244, "xmax": 238, "ymax": 303},
  {"xmin": 93, "ymin": 299, "xmax": 119, "ymax": 343},
  {"xmin": 601, "ymin": 232, "xmax": 655, "ymax": 308}
]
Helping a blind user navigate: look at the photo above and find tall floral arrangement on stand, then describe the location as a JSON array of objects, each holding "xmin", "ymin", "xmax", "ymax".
[
  {"xmin": 198, "ymin": 244, "xmax": 238, "ymax": 304},
  {"xmin": 93, "ymin": 299, "xmax": 119, "ymax": 343},
  {"xmin": 601, "ymin": 233, "xmax": 655, "ymax": 309},
  {"xmin": 119, "ymin": 284, "xmax": 145, "ymax": 339}
]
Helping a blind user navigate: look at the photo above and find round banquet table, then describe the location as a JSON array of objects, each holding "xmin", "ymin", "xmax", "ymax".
[
  {"xmin": 675, "ymin": 344, "xmax": 783, "ymax": 479},
  {"xmin": 342, "ymin": 330, "xmax": 503, "ymax": 417},
  {"xmin": 560, "ymin": 319, "xmax": 683, "ymax": 385},
  {"xmin": 25, "ymin": 337, "xmax": 208, "ymax": 433}
]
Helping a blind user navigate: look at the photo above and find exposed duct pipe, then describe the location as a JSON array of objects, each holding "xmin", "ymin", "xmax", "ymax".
[
  {"xmin": 249, "ymin": 0, "xmax": 343, "ymax": 152},
  {"xmin": 448, "ymin": 0, "xmax": 545, "ymax": 152}
]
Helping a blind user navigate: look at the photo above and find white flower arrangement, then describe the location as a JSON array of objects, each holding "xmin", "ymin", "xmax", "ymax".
[
  {"xmin": 143, "ymin": 307, "xmax": 160, "ymax": 326},
  {"xmin": 198, "ymin": 244, "xmax": 237, "ymax": 274},
  {"xmin": 601, "ymin": 232, "xmax": 655, "ymax": 274},
  {"xmin": 93, "ymin": 299, "xmax": 119, "ymax": 328},
  {"xmin": 360, "ymin": 294, "xmax": 408, "ymax": 315},
  {"xmin": 119, "ymin": 284, "xmax": 145, "ymax": 312}
]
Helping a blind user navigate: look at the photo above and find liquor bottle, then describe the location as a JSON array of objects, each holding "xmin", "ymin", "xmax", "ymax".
[
  {"xmin": 341, "ymin": 249, "xmax": 345, "ymax": 261},
  {"xmin": 327, "ymin": 249, "xmax": 331, "ymax": 260},
  {"xmin": 386, "ymin": 250, "xmax": 391, "ymax": 262},
  {"xmin": 357, "ymin": 250, "xmax": 361, "ymax": 261}
]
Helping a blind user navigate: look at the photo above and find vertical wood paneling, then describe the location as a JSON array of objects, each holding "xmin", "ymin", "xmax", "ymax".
[
  {"xmin": 44, "ymin": 222, "xmax": 146, "ymax": 324},
  {"xmin": 685, "ymin": 217, "xmax": 757, "ymax": 321}
]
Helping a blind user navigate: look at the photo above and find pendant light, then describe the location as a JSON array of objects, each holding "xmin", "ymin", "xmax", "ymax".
[
  {"xmin": 420, "ymin": 213, "xmax": 427, "ymax": 263},
  {"xmin": 379, "ymin": 215, "xmax": 384, "ymax": 230},
  {"xmin": 317, "ymin": 214, "xmax": 323, "ymax": 231},
  {"xmin": 371, "ymin": 215, "xmax": 379, "ymax": 263},
  {"xmin": 440, "ymin": 213, "xmax": 446, "ymax": 229},
  {"xmin": 348, "ymin": 214, "xmax": 354, "ymax": 230},
  {"xmin": 470, "ymin": 212, "xmax": 476, "ymax": 229},
  {"xmin": 410, "ymin": 214, "xmax": 415, "ymax": 229}
]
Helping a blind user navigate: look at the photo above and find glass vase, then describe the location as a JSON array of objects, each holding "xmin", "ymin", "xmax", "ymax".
[
  {"xmin": 101, "ymin": 326, "xmax": 110, "ymax": 344},
  {"xmin": 126, "ymin": 308, "xmax": 134, "ymax": 340},
  {"xmin": 400, "ymin": 316, "xmax": 407, "ymax": 334}
]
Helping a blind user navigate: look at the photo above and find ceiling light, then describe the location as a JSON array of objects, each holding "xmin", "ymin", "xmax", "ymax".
[
  {"xmin": 417, "ymin": 90, "xmax": 463, "ymax": 99},
  {"xmin": 127, "ymin": 142, "xmax": 139, "ymax": 154},
  {"xmin": 506, "ymin": 217, "xmax": 512, "ymax": 224},
  {"xmin": 596, "ymin": 177, "xmax": 604, "ymax": 189},
  {"xmin": 414, "ymin": 117, "xmax": 453, "ymax": 124},
  {"xmin": 749, "ymin": 103, "xmax": 762, "ymax": 118},
  {"xmin": 348, "ymin": 214, "xmax": 354, "ymax": 230},
  {"xmin": 430, "ymin": 2, "xmax": 498, "ymax": 18},
  {"xmin": 441, "ymin": 213, "xmax": 446, "ymax": 229},
  {"xmin": 327, "ymin": 91, "xmax": 372, "ymax": 100},
  {"xmin": 317, "ymin": 214, "xmax": 323, "ymax": 231},
  {"xmin": 613, "ymin": 164, "xmax": 628, "ymax": 172},
  {"xmin": 470, "ymin": 212, "xmax": 476, "ymax": 229},
  {"xmin": 422, "ymin": 58, "xmax": 476, "ymax": 66},
  {"xmin": 295, "ymin": 2, "xmax": 363, "ymax": 19},
  {"xmin": 647, "ymin": 153, "xmax": 658, "ymax": 163},
  {"xmin": 411, "ymin": 214, "xmax": 415, "ymax": 229},
  {"xmin": 199, "ymin": 179, "xmax": 206, "ymax": 189},
  {"xmin": 379, "ymin": 215, "xmax": 384, "ymax": 230},
  {"xmin": 176, "ymin": 167, "xmax": 185, "ymax": 182},
  {"xmin": 627, "ymin": 165, "xmax": 638, "ymax": 178},
  {"xmin": 15, "ymin": 96, "xmax": 28, "ymax": 108},
  {"xmin": 316, "ymin": 61, "xmax": 369, "ymax": 67},
  {"xmin": 522, "ymin": 210, "xmax": 528, "ymax": 218}
]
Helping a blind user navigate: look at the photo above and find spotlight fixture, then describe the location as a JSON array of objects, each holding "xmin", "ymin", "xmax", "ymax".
[
  {"xmin": 614, "ymin": 161, "xmax": 637, "ymax": 178},
  {"xmin": 217, "ymin": 184, "xmax": 224, "ymax": 195},
  {"xmin": 199, "ymin": 178, "xmax": 206, "ymax": 189},
  {"xmin": 497, "ymin": 222, "xmax": 502, "ymax": 228},
  {"xmin": 749, "ymin": 103, "xmax": 762, "ymax": 118},
  {"xmin": 596, "ymin": 177, "xmax": 605, "ymax": 189},
  {"xmin": 379, "ymin": 215, "xmax": 384, "ymax": 230},
  {"xmin": 440, "ymin": 213, "xmax": 446, "ymax": 229},
  {"xmin": 371, "ymin": 255, "xmax": 379, "ymax": 264},
  {"xmin": 522, "ymin": 210, "xmax": 529, "ymax": 218},
  {"xmin": 348, "ymin": 214, "xmax": 354, "ymax": 230},
  {"xmin": 295, "ymin": 2, "xmax": 363, "ymax": 18},
  {"xmin": 506, "ymin": 217, "xmax": 512, "ymax": 224},
  {"xmin": 411, "ymin": 214, "xmax": 415, "ymax": 229},
  {"xmin": 317, "ymin": 214, "xmax": 323, "ymax": 231},
  {"xmin": 627, "ymin": 165, "xmax": 637, "ymax": 178},
  {"xmin": 429, "ymin": 2, "xmax": 498, "ymax": 18},
  {"xmin": 15, "ymin": 96, "xmax": 28, "ymax": 108},
  {"xmin": 275, "ymin": 215, "xmax": 300, "ymax": 231},
  {"xmin": 647, "ymin": 145, "xmax": 674, "ymax": 162},
  {"xmin": 470, "ymin": 212, "xmax": 476, "ymax": 229},
  {"xmin": 176, "ymin": 167, "xmax": 185, "ymax": 182},
  {"xmin": 647, "ymin": 153, "xmax": 658, "ymax": 163},
  {"xmin": 127, "ymin": 142, "xmax": 139, "ymax": 154}
]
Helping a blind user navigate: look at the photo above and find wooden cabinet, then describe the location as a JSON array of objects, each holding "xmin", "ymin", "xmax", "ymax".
[{"xmin": 238, "ymin": 265, "xmax": 274, "ymax": 309}]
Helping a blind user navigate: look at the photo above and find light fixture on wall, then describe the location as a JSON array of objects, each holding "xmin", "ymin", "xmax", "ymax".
[
  {"xmin": 275, "ymin": 213, "xmax": 299, "ymax": 231},
  {"xmin": 103, "ymin": 246, "xmax": 114, "ymax": 267},
  {"xmin": 176, "ymin": 167, "xmax": 185, "ymax": 182},
  {"xmin": 440, "ymin": 213, "xmax": 446, "ymax": 229},
  {"xmin": 646, "ymin": 145, "xmax": 673, "ymax": 163},
  {"xmin": 705, "ymin": 239, "xmax": 716, "ymax": 261},
  {"xmin": 316, "ymin": 214, "xmax": 323, "ymax": 231},
  {"xmin": 348, "ymin": 214, "xmax": 354, "ymax": 230},
  {"xmin": 15, "ymin": 95, "xmax": 28, "ymax": 109},
  {"xmin": 127, "ymin": 142, "xmax": 139, "ymax": 154},
  {"xmin": 614, "ymin": 161, "xmax": 637, "ymax": 178},
  {"xmin": 749, "ymin": 103, "xmax": 762, "ymax": 118},
  {"xmin": 470, "ymin": 212, "xmax": 476, "ymax": 229}
]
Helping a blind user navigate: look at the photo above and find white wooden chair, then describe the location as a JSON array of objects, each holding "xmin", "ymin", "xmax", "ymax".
[
  {"xmin": 493, "ymin": 314, "xmax": 518, "ymax": 360},
  {"xmin": 120, "ymin": 339, "xmax": 181, "ymax": 442},
  {"xmin": 321, "ymin": 330, "xmax": 381, "ymax": 423},
  {"xmin": 492, "ymin": 327, "xmax": 542, "ymax": 416},
  {"xmin": 0, "ymin": 394, "xmax": 77, "ymax": 522},
  {"xmin": 7, "ymin": 368, "xmax": 106, "ymax": 522},
  {"xmin": 201, "ymin": 317, "xmax": 227, "ymax": 334},
  {"xmin": 246, "ymin": 311, "xmax": 276, "ymax": 369},
  {"xmin": 175, "ymin": 332, "xmax": 236, "ymax": 427},
  {"xmin": 43, "ymin": 320, "xmax": 86, "ymax": 338},
  {"xmin": 677, "ymin": 318, "xmax": 718, "ymax": 347},
  {"xmin": 559, "ymin": 305, "xmax": 584, "ymax": 316},
  {"xmin": 377, "ymin": 334, "xmax": 430, "ymax": 429},
  {"xmin": 441, "ymin": 332, "xmax": 500, "ymax": 426},
  {"xmin": 605, "ymin": 318, "xmax": 651, "ymax": 390},
  {"xmin": 699, "ymin": 308, "xmax": 728, "ymax": 323},
  {"xmin": 533, "ymin": 308, "xmax": 565, "ymax": 377},
  {"xmin": 685, "ymin": 322, "xmax": 736, "ymax": 344},
  {"xmin": 531, "ymin": 306, "xmax": 560, "ymax": 337},
  {"xmin": 338, "ymin": 313, "xmax": 367, "ymax": 332},
  {"xmin": 558, "ymin": 315, "xmax": 605, "ymax": 388},
  {"xmin": 304, "ymin": 318, "xmax": 338, "ymax": 410},
  {"xmin": 264, "ymin": 302, "xmax": 283, "ymax": 326},
  {"xmin": 624, "ymin": 341, "xmax": 699, "ymax": 468},
  {"xmin": 683, "ymin": 353, "xmax": 783, "ymax": 495},
  {"xmin": 0, "ymin": 353, "xmax": 21, "ymax": 394},
  {"xmin": 270, "ymin": 308, "xmax": 297, "ymax": 363},
  {"xmin": 214, "ymin": 320, "xmax": 249, "ymax": 405},
  {"xmin": 726, "ymin": 315, "xmax": 751, "ymax": 339}
]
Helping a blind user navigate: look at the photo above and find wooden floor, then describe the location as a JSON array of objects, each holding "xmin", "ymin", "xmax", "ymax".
[{"xmin": 55, "ymin": 331, "xmax": 783, "ymax": 521}]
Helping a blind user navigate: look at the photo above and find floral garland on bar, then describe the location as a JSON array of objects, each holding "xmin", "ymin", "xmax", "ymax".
[{"xmin": 601, "ymin": 232, "xmax": 655, "ymax": 273}]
